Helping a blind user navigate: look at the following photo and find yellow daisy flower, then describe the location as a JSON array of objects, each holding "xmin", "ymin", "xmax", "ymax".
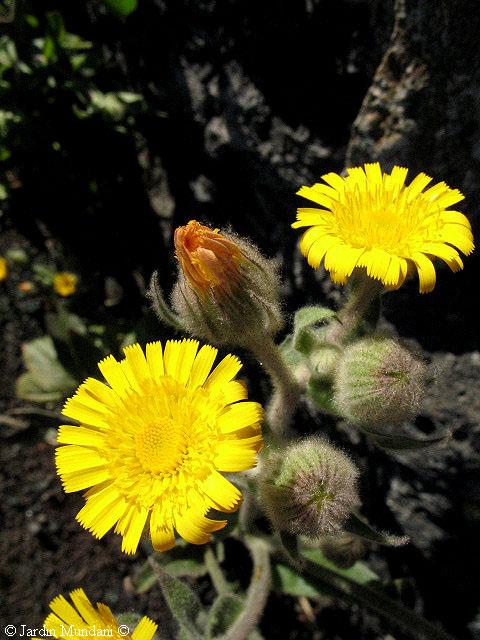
[
  {"xmin": 292, "ymin": 163, "xmax": 474, "ymax": 293},
  {"xmin": 36, "ymin": 588, "xmax": 157, "ymax": 640},
  {"xmin": 56, "ymin": 340, "xmax": 263, "ymax": 554},
  {"xmin": 53, "ymin": 271, "xmax": 78, "ymax": 297},
  {"xmin": 0, "ymin": 256, "xmax": 7, "ymax": 281}
]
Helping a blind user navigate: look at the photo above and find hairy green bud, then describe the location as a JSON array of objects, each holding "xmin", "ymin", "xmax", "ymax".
[
  {"xmin": 333, "ymin": 336, "xmax": 426, "ymax": 427},
  {"xmin": 171, "ymin": 220, "xmax": 283, "ymax": 347},
  {"xmin": 259, "ymin": 438, "xmax": 360, "ymax": 538}
]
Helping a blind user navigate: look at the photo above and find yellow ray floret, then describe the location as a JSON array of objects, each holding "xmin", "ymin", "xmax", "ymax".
[
  {"xmin": 34, "ymin": 588, "xmax": 157, "ymax": 640},
  {"xmin": 292, "ymin": 163, "xmax": 474, "ymax": 293},
  {"xmin": 56, "ymin": 340, "xmax": 263, "ymax": 554}
]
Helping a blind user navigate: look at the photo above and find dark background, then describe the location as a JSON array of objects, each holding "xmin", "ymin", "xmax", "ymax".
[{"xmin": 1, "ymin": 1, "xmax": 480, "ymax": 638}]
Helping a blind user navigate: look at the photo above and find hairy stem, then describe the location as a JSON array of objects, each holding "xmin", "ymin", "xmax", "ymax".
[
  {"xmin": 327, "ymin": 275, "xmax": 383, "ymax": 345},
  {"xmin": 247, "ymin": 336, "xmax": 301, "ymax": 439},
  {"xmin": 222, "ymin": 537, "xmax": 271, "ymax": 640},
  {"xmin": 204, "ymin": 546, "xmax": 230, "ymax": 596}
]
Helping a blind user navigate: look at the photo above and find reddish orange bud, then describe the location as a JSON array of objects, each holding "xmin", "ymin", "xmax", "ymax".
[
  {"xmin": 174, "ymin": 220, "xmax": 245, "ymax": 297},
  {"xmin": 170, "ymin": 220, "xmax": 283, "ymax": 346}
]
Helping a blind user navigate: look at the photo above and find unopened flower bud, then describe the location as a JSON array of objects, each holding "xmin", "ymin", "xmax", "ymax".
[
  {"xmin": 319, "ymin": 533, "xmax": 367, "ymax": 569},
  {"xmin": 172, "ymin": 220, "xmax": 283, "ymax": 346},
  {"xmin": 259, "ymin": 438, "xmax": 360, "ymax": 538},
  {"xmin": 333, "ymin": 336, "xmax": 426, "ymax": 427}
]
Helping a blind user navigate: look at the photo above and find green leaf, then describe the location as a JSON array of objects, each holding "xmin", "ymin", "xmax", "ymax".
[
  {"xmin": 359, "ymin": 425, "xmax": 452, "ymax": 451},
  {"xmin": 301, "ymin": 548, "xmax": 379, "ymax": 585},
  {"xmin": 155, "ymin": 567, "xmax": 204, "ymax": 640},
  {"xmin": 16, "ymin": 373, "xmax": 68, "ymax": 403},
  {"xmin": 293, "ymin": 305, "xmax": 337, "ymax": 355},
  {"xmin": 16, "ymin": 336, "xmax": 76, "ymax": 402},
  {"xmin": 103, "ymin": 0, "xmax": 138, "ymax": 17},
  {"xmin": 344, "ymin": 513, "xmax": 409, "ymax": 547},
  {"xmin": 206, "ymin": 594, "xmax": 244, "ymax": 639},
  {"xmin": 132, "ymin": 561, "xmax": 157, "ymax": 595},
  {"xmin": 272, "ymin": 563, "xmax": 324, "ymax": 598}
]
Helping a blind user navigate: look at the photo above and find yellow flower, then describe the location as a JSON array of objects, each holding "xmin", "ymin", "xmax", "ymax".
[
  {"xmin": 292, "ymin": 163, "xmax": 474, "ymax": 293},
  {"xmin": 0, "ymin": 256, "xmax": 7, "ymax": 281},
  {"xmin": 36, "ymin": 588, "xmax": 157, "ymax": 640},
  {"xmin": 56, "ymin": 340, "xmax": 263, "ymax": 554},
  {"xmin": 53, "ymin": 271, "xmax": 78, "ymax": 297}
]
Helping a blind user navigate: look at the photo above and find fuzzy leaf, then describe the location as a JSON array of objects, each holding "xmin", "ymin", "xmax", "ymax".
[
  {"xmin": 345, "ymin": 513, "xmax": 409, "ymax": 547},
  {"xmin": 132, "ymin": 561, "xmax": 157, "ymax": 595},
  {"xmin": 156, "ymin": 568, "xmax": 204, "ymax": 640},
  {"xmin": 16, "ymin": 336, "xmax": 76, "ymax": 401},
  {"xmin": 206, "ymin": 594, "xmax": 243, "ymax": 639},
  {"xmin": 272, "ymin": 563, "xmax": 324, "ymax": 598},
  {"xmin": 293, "ymin": 306, "xmax": 337, "ymax": 354},
  {"xmin": 359, "ymin": 425, "xmax": 452, "ymax": 451},
  {"xmin": 302, "ymin": 548, "xmax": 379, "ymax": 585}
]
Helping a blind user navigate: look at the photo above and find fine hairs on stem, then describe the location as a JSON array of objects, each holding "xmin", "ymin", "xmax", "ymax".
[
  {"xmin": 246, "ymin": 335, "xmax": 302, "ymax": 439},
  {"xmin": 222, "ymin": 537, "xmax": 271, "ymax": 640}
]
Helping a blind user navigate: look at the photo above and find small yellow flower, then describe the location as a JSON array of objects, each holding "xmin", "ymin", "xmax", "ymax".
[
  {"xmin": 53, "ymin": 271, "xmax": 78, "ymax": 297},
  {"xmin": 292, "ymin": 163, "xmax": 474, "ymax": 293},
  {"xmin": 174, "ymin": 220, "xmax": 246, "ymax": 296},
  {"xmin": 35, "ymin": 588, "xmax": 157, "ymax": 640},
  {"xmin": 0, "ymin": 256, "xmax": 7, "ymax": 281},
  {"xmin": 56, "ymin": 340, "xmax": 263, "ymax": 554}
]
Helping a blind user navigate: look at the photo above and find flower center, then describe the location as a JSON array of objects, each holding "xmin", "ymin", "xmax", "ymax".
[{"xmin": 135, "ymin": 418, "xmax": 186, "ymax": 474}]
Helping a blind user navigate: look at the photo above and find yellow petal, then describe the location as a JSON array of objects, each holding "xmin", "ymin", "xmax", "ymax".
[
  {"xmin": 206, "ymin": 354, "xmax": 242, "ymax": 389},
  {"xmin": 218, "ymin": 402, "xmax": 263, "ymax": 433},
  {"xmin": 202, "ymin": 471, "xmax": 242, "ymax": 512},
  {"xmin": 146, "ymin": 341, "xmax": 165, "ymax": 380},
  {"xmin": 132, "ymin": 617, "xmax": 159, "ymax": 640},
  {"xmin": 412, "ymin": 252, "xmax": 436, "ymax": 293}
]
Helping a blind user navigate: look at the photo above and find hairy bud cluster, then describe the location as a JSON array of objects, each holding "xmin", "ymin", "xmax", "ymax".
[
  {"xmin": 259, "ymin": 438, "xmax": 360, "ymax": 539},
  {"xmin": 172, "ymin": 220, "xmax": 283, "ymax": 346},
  {"xmin": 333, "ymin": 336, "xmax": 426, "ymax": 427}
]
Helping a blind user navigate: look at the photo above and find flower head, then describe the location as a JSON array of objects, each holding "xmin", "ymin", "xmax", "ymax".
[
  {"xmin": 171, "ymin": 220, "xmax": 282, "ymax": 345},
  {"xmin": 54, "ymin": 271, "xmax": 78, "ymax": 297},
  {"xmin": 36, "ymin": 588, "xmax": 157, "ymax": 640},
  {"xmin": 292, "ymin": 163, "xmax": 474, "ymax": 292},
  {"xmin": 0, "ymin": 256, "xmax": 7, "ymax": 281},
  {"xmin": 56, "ymin": 339, "xmax": 263, "ymax": 554},
  {"xmin": 259, "ymin": 438, "xmax": 360, "ymax": 538}
]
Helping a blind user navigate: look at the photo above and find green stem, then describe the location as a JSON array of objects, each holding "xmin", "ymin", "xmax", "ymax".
[
  {"xmin": 204, "ymin": 546, "xmax": 230, "ymax": 596},
  {"xmin": 327, "ymin": 275, "xmax": 382, "ymax": 345},
  {"xmin": 280, "ymin": 552, "xmax": 454, "ymax": 640},
  {"xmin": 222, "ymin": 537, "xmax": 271, "ymax": 640},
  {"xmin": 247, "ymin": 336, "xmax": 302, "ymax": 439}
]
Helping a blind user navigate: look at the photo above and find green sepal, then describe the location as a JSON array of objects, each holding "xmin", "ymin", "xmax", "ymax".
[
  {"xmin": 345, "ymin": 513, "xmax": 409, "ymax": 547},
  {"xmin": 359, "ymin": 425, "xmax": 452, "ymax": 451},
  {"xmin": 148, "ymin": 271, "xmax": 185, "ymax": 332},
  {"xmin": 307, "ymin": 377, "xmax": 340, "ymax": 416},
  {"xmin": 293, "ymin": 305, "xmax": 337, "ymax": 355}
]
